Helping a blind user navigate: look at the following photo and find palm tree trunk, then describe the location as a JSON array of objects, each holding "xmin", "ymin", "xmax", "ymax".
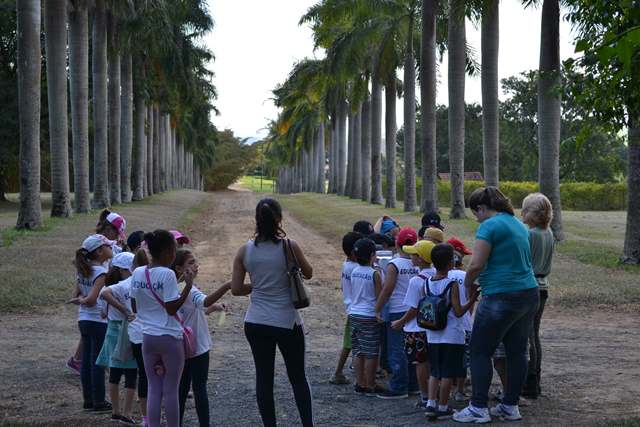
[
  {"xmin": 153, "ymin": 105, "xmax": 160, "ymax": 193},
  {"xmin": 16, "ymin": 0, "xmax": 43, "ymax": 229},
  {"xmin": 120, "ymin": 53, "xmax": 133, "ymax": 202},
  {"xmin": 623, "ymin": 114, "xmax": 640, "ymax": 263},
  {"xmin": 448, "ymin": 0, "xmax": 467, "ymax": 218},
  {"xmin": 45, "ymin": 0, "xmax": 71, "ymax": 217},
  {"xmin": 68, "ymin": 2, "xmax": 90, "ymax": 213},
  {"xmin": 92, "ymin": 0, "xmax": 109, "ymax": 208},
  {"xmin": 346, "ymin": 109, "xmax": 354, "ymax": 197},
  {"xmin": 338, "ymin": 99, "xmax": 348, "ymax": 195},
  {"xmin": 538, "ymin": 0, "xmax": 564, "ymax": 240},
  {"xmin": 159, "ymin": 113, "xmax": 165, "ymax": 191},
  {"xmin": 482, "ymin": 0, "xmax": 500, "ymax": 187},
  {"xmin": 107, "ymin": 12, "xmax": 121, "ymax": 204},
  {"xmin": 361, "ymin": 95, "xmax": 372, "ymax": 202},
  {"xmin": 352, "ymin": 102, "xmax": 363, "ymax": 199},
  {"xmin": 132, "ymin": 65, "xmax": 145, "ymax": 201},
  {"xmin": 316, "ymin": 122, "xmax": 325, "ymax": 193},
  {"xmin": 421, "ymin": 0, "xmax": 438, "ymax": 213},
  {"xmin": 146, "ymin": 105, "xmax": 154, "ymax": 195},
  {"xmin": 328, "ymin": 119, "xmax": 335, "ymax": 193},
  {"xmin": 404, "ymin": 14, "xmax": 418, "ymax": 212},
  {"xmin": 371, "ymin": 75, "xmax": 384, "ymax": 204},
  {"xmin": 385, "ymin": 75, "xmax": 397, "ymax": 208}
]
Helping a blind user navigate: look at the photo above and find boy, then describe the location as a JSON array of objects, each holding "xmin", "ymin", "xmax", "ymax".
[
  {"xmin": 349, "ymin": 238, "xmax": 383, "ymax": 394},
  {"xmin": 330, "ymin": 231, "xmax": 363, "ymax": 385},
  {"xmin": 389, "ymin": 240, "xmax": 436, "ymax": 411},
  {"xmin": 425, "ymin": 244, "xmax": 478, "ymax": 420}
]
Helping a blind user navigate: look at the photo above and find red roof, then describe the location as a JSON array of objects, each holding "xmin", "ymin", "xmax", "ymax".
[{"xmin": 438, "ymin": 172, "xmax": 484, "ymax": 181}]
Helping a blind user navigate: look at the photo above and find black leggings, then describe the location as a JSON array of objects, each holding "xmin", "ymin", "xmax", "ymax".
[
  {"xmin": 109, "ymin": 367, "xmax": 137, "ymax": 389},
  {"xmin": 179, "ymin": 351, "xmax": 210, "ymax": 427},
  {"xmin": 244, "ymin": 322, "xmax": 313, "ymax": 427},
  {"xmin": 131, "ymin": 342, "xmax": 148, "ymax": 398}
]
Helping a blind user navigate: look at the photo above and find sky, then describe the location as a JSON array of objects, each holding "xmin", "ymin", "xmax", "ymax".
[{"xmin": 205, "ymin": 0, "xmax": 577, "ymax": 141}]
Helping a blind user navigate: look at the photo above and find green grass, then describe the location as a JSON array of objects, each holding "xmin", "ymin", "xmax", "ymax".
[
  {"xmin": 237, "ymin": 176, "xmax": 275, "ymax": 193},
  {"xmin": 601, "ymin": 418, "xmax": 640, "ymax": 427}
]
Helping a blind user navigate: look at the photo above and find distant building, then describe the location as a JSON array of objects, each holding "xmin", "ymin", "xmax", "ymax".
[{"xmin": 438, "ymin": 172, "xmax": 484, "ymax": 181}]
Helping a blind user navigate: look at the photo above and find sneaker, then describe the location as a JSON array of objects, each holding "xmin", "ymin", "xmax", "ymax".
[
  {"xmin": 329, "ymin": 373, "xmax": 350, "ymax": 385},
  {"xmin": 454, "ymin": 391, "xmax": 467, "ymax": 402},
  {"xmin": 452, "ymin": 405, "xmax": 491, "ymax": 424},
  {"xmin": 490, "ymin": 403, "xmax": 522, "ymax": 421},
  {"xmin": 354, "ymin": 384, "xmax": 369, "ymax": 395},
  {"xmin": 118, "ymin": 415, "xmax": 137, "ymax": 425},
  {"xmin": 434, "ymin": 407, "xmax": 455, "ymax": 420},
  {"xmin": 92, "ymin": 401, "xmax": 113, "ymax": 413},
  {"xmin": 424, "ymin": 405, "xmax": 437, "ymax": 417},
  {"xmin": 376, "ymin": 390, "xmax": 408, "ymax": 400},
  {"xmin": 82, "ymin": 401, "xmax": 94, "ymax": 411},
  {"xmin": 66, "ymin": 357, "xmax": 81, "ymax": 375}
]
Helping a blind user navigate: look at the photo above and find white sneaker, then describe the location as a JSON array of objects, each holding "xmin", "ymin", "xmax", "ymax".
[
  {"xmin": 490, "ymin": 403, "xmax": 523, "ymax": 421},
  {"xmin": 452, "ymin": 405, "xmax": 491, "ymax": 424}
]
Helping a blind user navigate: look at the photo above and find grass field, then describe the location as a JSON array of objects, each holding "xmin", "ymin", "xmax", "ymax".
[{"xmin": 237, "ymin": 176, "xmax": 275, "ymax": 193}]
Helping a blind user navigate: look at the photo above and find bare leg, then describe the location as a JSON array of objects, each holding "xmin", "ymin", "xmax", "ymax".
[
  {"xmin": 139, "ymin": 398, "xmax": 147, "ymax": 417},
  {"xmin": 364, "ymin": 357, "xmax": 378, "ymax": 389},
  {"xmin": 457, "ymin": 376, "xmax": 466, "ymax": 393},
  {"xmin": 109, "ymin": 383, "xmax": 120, "ymax": 416},
  {"xmin": 416, "ymin": 362, "xmax": 430, "ymax": 398},
  {"xmin": 74, "ymin": 339, "xmax": 82, "ymax": 361},
  {"xmin": 439, "ymin": 378, "xmax": 453, "ymax": 407},
  {"xmin": 354, "ymin": 355, "xmax": 365, "ymax": 388},
  {"xmin": 124, "ymin": 387, "xmax": 135, "ymax": 418},
  {"xmin": 334, "ymin": 348, "xmax": 351, "ymax": 376},
  {"xmin": 428, "ymin": 376, "xmax": 439, "ymax": 402}
]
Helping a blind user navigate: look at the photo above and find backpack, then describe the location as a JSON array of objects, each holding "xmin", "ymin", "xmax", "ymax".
[{"xmin": 417, "ymin": 277, "xmax": 455, "ymax": 331}]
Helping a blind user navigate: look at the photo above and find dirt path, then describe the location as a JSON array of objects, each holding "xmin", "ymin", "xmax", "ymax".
[{"xmin": 1, "ymin": 188, "xmax": 639, "ymax": 426}]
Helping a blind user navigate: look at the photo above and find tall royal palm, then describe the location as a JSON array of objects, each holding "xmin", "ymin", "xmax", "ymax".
[
  {"xmin": 107, "ymin": 11, "xmax": 121, "ymax": 204},
  {"xmin": 403, "ymin": 4, "xmax": 418, "ymax": 212},
  {"xmin": 481, "ymin": 0, "xmax": 500, "ymax": 187},
  {"xmin": 44, "ymin": 0, "xmax": 72, "ymax": 217},
  {"xmin": 16, "ymin": 0, "xmax": 43, "ymax": 229},
  {"xmin": 92, "ymin": 0, "xmax": 109, "ymax": 208},
  {"xmin": 120, "ymin": 53, "xmax": 133, "ymax": 202}
]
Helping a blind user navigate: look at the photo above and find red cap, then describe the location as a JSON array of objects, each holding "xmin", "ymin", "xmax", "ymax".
[
  {"xmin": 447, "ymin": 237, "xmax": 472, "ymax": 255},
  {"xmin": 396, "ymin": 227, "xmax": 418, "ymax": 247}
]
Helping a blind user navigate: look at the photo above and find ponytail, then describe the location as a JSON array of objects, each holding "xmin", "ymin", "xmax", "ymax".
[
  {"xmin": 254, "ymin": 198, "xmax": 286, "ymax": 245},
  {"xmin": 95, "ymin": 209, "xmax": 112, "ymax": 234},
  {"xmin": 143, "ymin": 229, "xmax": 176, "ymax": 260},
  {"xmin": 468, "ymin": 186, "xmax": 515, "ymax": 215},
  {"xmin": 74, "ymin": 248, "xmax": 93, "ymax": 278}
]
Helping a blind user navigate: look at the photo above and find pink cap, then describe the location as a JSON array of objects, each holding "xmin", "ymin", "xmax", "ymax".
[
  {"xmin": 106, "ymin": 212, "xmax": 126, "ymax": 239},
  {"xmin": 170, "ymin": 230, "xmax": 191, "ymax": 244}
]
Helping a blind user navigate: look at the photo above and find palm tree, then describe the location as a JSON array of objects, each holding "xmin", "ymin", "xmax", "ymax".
[
  {"xmin": 371, "ymin": 72, "xmax": 384, "ymax": 204},
  {"xmin": 403, "ymin": 5, "xmax": 418, "ymax": 212},
  {"xmin": 92, "ymin": 0, "xmax": 109, "ymax": 208},
  {"xmin": 146, "ymin": 105, "xmax": 154, "ymax": 195},
  {"xmin": 482, "ymin": 0, "xmax": 500, "ymax": 187},
  {"xmin": 361, "ymin": 92, "xmax": 372, "ymax": 202},
  {"xmin": 107, "ymin": 10, "xmax": 121, "ymax": 204},
  {"xmin": 16, "ymin": 0, "xmax": 43, "ymax": 229},
  {"xmin": 338, "ymin": 99, "xmax": 348, "ymax": 194},
  {"xmin": 131, "ymin": 64, "xmax": 145, "ymax": 201},
  {"xmin": 385, "ymin": 74, "xmax": 397, "ymax": 208},
  {"xmin": 69, "ymin": 0, "xmax": 90, "ymax": 213},
  {"xmin": 153, "ymin": 105, "xmax": 160, "ymax": 193},
  {"xmin": 120, "ymin": 53, "xmax": 133, "ymax": 202},
  {"xmin": 44, "ymin": 0, "xmax": 71, "ymax": 217},
  {"xmin": 351, "ymin": 102, "xmax": 363, "ymax": 199},
  {"xmin": 448, "ymin": 0, "xmax": 467, "ymax": 218}
]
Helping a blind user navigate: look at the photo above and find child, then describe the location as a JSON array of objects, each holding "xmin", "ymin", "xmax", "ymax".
[
  {"xmin": 170, "ymin": 230, "xmax": 191, "ymax": 249},
  {"xmin": 330, "ymin": 231, "xmax": 362, "ymax": 385},
  {"xmin": 172, "ymin": 249, "xmax": 231, "ymax": 427},
  {"xmin": 96, "ymin": 252, "xmax": 138, "ymax": 425},
  {"xmin": 126, "ymin": 231, "xmax": 145, "ymax": 253},
  {"xmin": 375, "ymin": 227, "xmax": 420, "ymax": 399},
  {"xmin": 374, "ymin": 216, "xmax": 400, "ymax": 238},
  {"xmin": 96, "ymin": 209, "xmax": 127, "ymax": 253},
  {"xmin": 69, "ymin": 234, "xmax": 114, "ymax": 412},
  {"xmin": 521, "ymin": 193, "xmax": 555, "ymax": 399},
  {"xmin": 130, "ymin": 230, "xmax": 195, "ymax": 427},
  {"xmin": 425, "ymin": 243, "xmax": 478, "ymax": 420},
  {"xmin": 102, "ymin": 249, "xmax": 151, "ymax": 427},
  {"xmin": 348, "ymin": 238, "xmax": 383, "ymax": 394},
  {"xmin": 353, "ymin": 220, "xmax": 374, "ymax": 236},
  {"xmin": 389, "ymin": 240, "xmax": 436, "ymax": 410},
  {"xmin": 369, "ymin": 232, "xmax": 395, "ymax": 376}
]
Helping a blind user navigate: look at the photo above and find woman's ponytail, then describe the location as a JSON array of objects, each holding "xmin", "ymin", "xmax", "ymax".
[
  {"xmin": 469, "ymin": 186, "xmax": 514, "ymax": 215},
  {"xmin": 74, "ymin": 248, "xmax": 93, "ymax": 278},
  {"xmin": 254, "ymin": 198, "xmax": 285, "ymax": 244}
]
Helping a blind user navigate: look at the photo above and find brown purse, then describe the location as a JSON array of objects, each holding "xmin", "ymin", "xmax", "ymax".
[{"xmin": 283, "ymin": 238, "xmax": 310, "ymax": 309}]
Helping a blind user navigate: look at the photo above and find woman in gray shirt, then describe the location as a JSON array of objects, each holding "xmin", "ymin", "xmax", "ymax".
[{"xmin": 230, "ymin": 198, "xmax": 313, "ymax": 427}]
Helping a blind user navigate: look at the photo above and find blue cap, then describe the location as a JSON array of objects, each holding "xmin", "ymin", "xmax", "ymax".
[{"xmin": 380, "ymin": 219, "xmax": 398, "ymax": 235}]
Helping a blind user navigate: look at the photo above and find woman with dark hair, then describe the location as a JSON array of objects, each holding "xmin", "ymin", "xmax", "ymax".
[
  {"xmin": 230, "ymin": 198, "xmax": 314, "ymax": 427},
  {"xmin": 453, "ymin": 187, "xmax": 539, "ymax": 424}
]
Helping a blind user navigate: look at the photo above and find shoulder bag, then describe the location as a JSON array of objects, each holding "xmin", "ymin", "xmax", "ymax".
[{"xmin": 283, "ymin": 239, "xmax": 310, "ymax": 309}]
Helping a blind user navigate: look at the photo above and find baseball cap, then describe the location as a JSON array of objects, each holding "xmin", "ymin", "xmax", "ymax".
[
  {"xmin": 106, "ymin": 212, "xmax": 126, "ymax": 239},
  {"xmin": 421, "ymin": 212, "xmax": 444, "ymax": 230},
  {"xmin": 380, "ymin": 218, "xmax": 399, "ymax": 235},
  {"xmin": 447, "ymin": 237, "xmax": 472, "ymax": 255},
  {"xmin": 353, "ymin": 238, "xmax": 376, "ymax": 261},
  {"xmin": 170, "ymin": 230, "xmax": 191, "ymax": 245},
  {"xmin": 424, "ymin": 227, "xmax": 445, "ymax": 244},
  {"xmin": 112, "ymin": 252, "xmax": 135, "ymax": 272},
  {"xmin": 403, "ymin": 240, "xmax": 436, "ymax": 264},
  {"xmin": 82, "ymin": 234, "xmax": 114, "ymax": 252},
  {"xmin": 396, "ymin": 227, "xmax": 418, "ymax": 247},
  {"xmin": 353, "ymin": 220, "xmax": 374, "ymax": 236}
]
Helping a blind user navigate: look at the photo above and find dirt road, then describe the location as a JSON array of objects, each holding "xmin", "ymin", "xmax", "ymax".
[{"xmin": 1, "ymin": 188, "xmax": 639, "ymax": 426}]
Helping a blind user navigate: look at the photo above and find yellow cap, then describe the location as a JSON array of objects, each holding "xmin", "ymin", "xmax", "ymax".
[
  {"xmin": 425, "ymin": 227, "xmax": 445, "ymax": 243},
  {"xmin": 403, "ymin": 240, "xmax": 436, "ymax": 263}
]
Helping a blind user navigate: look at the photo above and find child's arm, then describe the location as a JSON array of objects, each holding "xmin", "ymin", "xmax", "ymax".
[
  {"xmin": 101, "ymin": 288, "xmax": 134, "ymax": 321},
  {"xmin": 204, "ymin": 282, "xmax": 232, "ymax": 307},
  {"xmin": 230, "ymin": 245, "xmax": 252, "ymax": 296},
  {"xmin": 451, "ymin": 282, "xmax": 478, "ymax": 317},
  {"xmin": 78, "ymin": 275, "xmax": 106, "ymax": 306},
  {"xmin": 374, "ymin": 264, "xmax": 397, "ymax": 314},
  {"xmin": 390, "ymin": 307, "xmax": 417, "ymax": 330}
]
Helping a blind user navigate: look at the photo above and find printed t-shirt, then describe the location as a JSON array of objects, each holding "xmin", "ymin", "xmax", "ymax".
[
  {"xmin": 424, "ymin": 277, "xmax": 465, "ymax": 345},
  {"xmin": 349, "ymin": 266, "xmax": 378, "ymax": 317},
  {"xmin": 78, "ymin": 265, "xmax": 108, "ymax": 323},
  {"xmin": 177, "ymin": 284, "xmax": 212, "ymax": 357},
  {"xmin": 130, "ymin": 266, "xmax": 182, "ymax": 338},
  {"xmin": 387, "ymin": 257, "xmax": 420, "ymax": 314}
]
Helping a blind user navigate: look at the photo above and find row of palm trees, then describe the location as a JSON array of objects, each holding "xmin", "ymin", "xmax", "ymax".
[
  {"xmin": 266, "ymin": 0, "xmax": 565, "ymax": 238},
  {"xmin": 15, "ymin": 0, "xmax": 215, "ymax": 230}
]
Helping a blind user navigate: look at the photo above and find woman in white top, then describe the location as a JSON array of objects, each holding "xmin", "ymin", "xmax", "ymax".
[
  {"xmin": 230, "ymin": 198, "xmax": 314, "ymax": 427},
  {"xmin": 130, "ymin": 230, "xmax": 194, "ymax": 427}
]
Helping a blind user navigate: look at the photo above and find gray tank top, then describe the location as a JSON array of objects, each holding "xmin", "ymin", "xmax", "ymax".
[{"xmin": 243, "ymin": 239, "xmax": 302, "ymax": 329}]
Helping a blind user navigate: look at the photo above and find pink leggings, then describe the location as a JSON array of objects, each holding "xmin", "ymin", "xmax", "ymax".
[{"xmin": 142, "ymin": 334, "xmax": 185, "ymax": 427}]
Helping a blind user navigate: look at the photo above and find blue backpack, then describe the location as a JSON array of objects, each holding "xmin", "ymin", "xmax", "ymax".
[{"xmin": 417, "ymin": 277, "xmax": 455, "ymax": 331}]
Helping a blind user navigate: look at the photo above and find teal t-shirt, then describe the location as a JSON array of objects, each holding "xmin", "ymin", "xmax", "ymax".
[{"xmin": 476, "ymin": 213, "xmax": 537, "ymax": 295}]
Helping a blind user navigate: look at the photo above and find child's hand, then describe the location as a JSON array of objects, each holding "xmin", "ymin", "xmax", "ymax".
[
  {"xmin": 126, "ymin": 312, "xmax": 136, "ymax": 322},
  {"xmin": 390, "ymin": 319, "xmax": 404, "ymax": 331},
  {"xmin": 66, "ymin": 297, "xmax": 81, "ymax": 305},
  {"xmin": 100, "ymin": 309, "xmax": 107, "ymax": 319},
  {"xmin": 376, "ymin": 313, "xmax": 384, "ymax": 323},
  {"xmin": 183, "ymin": 267, "xmax": 195, "ymax": 287},
  {"xmin": 205, "ymin": 303, "xmax": 226, "ymax": 315}
]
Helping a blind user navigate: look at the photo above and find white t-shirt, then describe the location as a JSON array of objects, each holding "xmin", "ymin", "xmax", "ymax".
[
  {"xmin": 402, "ymin": 267, "xmax": 436, "ymax": 332},
  {"xmin": 448, "ymin": 269, "xmax": 472, "ymax": 332},
  {"xmin": 130, "ymin": 266, "xmax": 183, "ymax": 339},
  {"xmin": 341, "ymin": 260, "xmax": 358, "ymax": 313},
  {"xmin": 177, "ymin": 285, "xmax": 212, "ymax": 357},
  {"xmin": 77, "ymin": 265, "xmax": 108, "ymax": 323},
  {"xmin": 425, "ymin": 276, "xmax": 465, "ymax": 345},
  {"xmin": 387, "ymin": 257, "xmax": 420, "ymax": 314},
  {"xmin": 349, "ymin": 265, "xmax": 378, "ymax": 317},
  {"xmin": 105, "ymin": 278, "xmax": 143, "ymax": 344},
  {"xmin": 99, "ymin": 278, "xmax": 132, "ymax": 322}
]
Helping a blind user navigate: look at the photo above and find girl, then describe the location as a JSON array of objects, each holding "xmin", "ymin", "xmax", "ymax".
[
  {"xmin": 69, "ymin": 234, "xmax": 114, "ymax": 412},
  {"xmin": 102, "ymin": 249, "xmax": 151, "ymax": 427},
  {"xmin": 171, "ymin": 249, "xmax": 231, "ymax": 427},
  {"xmin": 130, "ymin": 230, "xmax": 195, "ymax": 427},
  {"xmin": 97, "ymin": 252, "xmax": 138, "ymax": 425}
]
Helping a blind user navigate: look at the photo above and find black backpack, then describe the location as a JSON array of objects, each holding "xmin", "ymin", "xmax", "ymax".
[{"xmin": 417, "ymin": 277, "xmax": 455, "ymax": 331}]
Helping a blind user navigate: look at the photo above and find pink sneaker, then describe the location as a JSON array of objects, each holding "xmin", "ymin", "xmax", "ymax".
[{"xmin": 66, "ymin": 357, "xmax": 81, "ymax": 375}]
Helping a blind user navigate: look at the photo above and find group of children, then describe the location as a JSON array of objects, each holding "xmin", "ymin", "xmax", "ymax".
[
  {"xmin": 332, "ymin": 213, "xmax": 479, "ymax": 420},
  {"xmin": 68, "ymin": 209, "xmax": 230, "ymax": 427}
]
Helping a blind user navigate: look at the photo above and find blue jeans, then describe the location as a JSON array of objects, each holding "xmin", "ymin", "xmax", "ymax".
[
  {"xmin": 470, "ymin": 288, "xmax": 539, "ymax": 408},
  {"xmin": 78, "ymin": 320, "xmax": 107, "ymax": 405},
  {"xmin": 386, "ymin": 312, "xmax": 417, "ymax": 393}
]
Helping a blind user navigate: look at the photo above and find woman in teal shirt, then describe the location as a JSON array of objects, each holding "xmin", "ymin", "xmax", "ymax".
[{"xmin": 453, "ymin": 187, "xmax": 539, "ymax": 424}]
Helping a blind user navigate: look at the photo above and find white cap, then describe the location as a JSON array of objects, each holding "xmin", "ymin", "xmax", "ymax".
[
  {"xmin": 82, "ymin": 234, "xmax": 114, "ymax": 252},
  {"xmin": 112, "ymin": 252, "xmax": 135, "ymax": 272},
  {"xmin": 106, "ymin": 212, "xmax": 126, "ymax": 239}
]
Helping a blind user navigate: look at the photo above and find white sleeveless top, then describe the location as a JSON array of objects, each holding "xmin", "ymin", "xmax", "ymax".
[
  {"xmin": 387, "ymin": 257, "xmax": 419, "ymax": 314},
  {"xmin": 243, "ymin": 239, "xmax": 302, "ymax": 329},
  {"xmin": 349, "ymin": 265, "xmax": 377, "ymax": 317}
]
